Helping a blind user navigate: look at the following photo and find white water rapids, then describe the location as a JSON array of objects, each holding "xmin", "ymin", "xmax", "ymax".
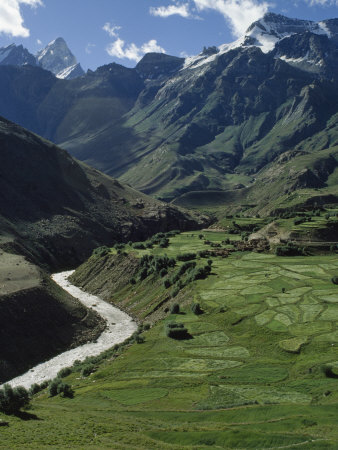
[{"xmin": 4, "ymin": 270, "xmax": 137, "ymax": 389}]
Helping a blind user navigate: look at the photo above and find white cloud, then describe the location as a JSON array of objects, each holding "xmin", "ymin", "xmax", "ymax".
[
  {"xmin": 150, "ymin": 3, "xmax": 191, "ymax": 18},
  {"xmin": 85, "ymin": 43, "xmax": 96, "ymax": 54},
  {"xmin": 0, "ymin": 0, "xmax": 43, "ymax": 37},
  {"xmin": 193, "ymin": 0, "xmax": 269, "ymax": 36},
  {"xmin": 180, "ymin": 50, "xmax": 192, "ymax": 57},
  {"xmin": 305, "ymin": 0, "xmax": 338, "ymax": 4},
  {"xmin": 36, "ymin": 38, "xmax": 42, "ymax": 45},
  {"xmin": 106, "ymin": 38, "xmax": 166, "ymax": 62},
  {"xmin": 102, "ymin": 22, "xmax": 122, "ymax": 37}
]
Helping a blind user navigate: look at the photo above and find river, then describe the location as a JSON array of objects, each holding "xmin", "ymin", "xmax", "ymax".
[{"xmin": 5, "ymin": 271, "xmax": 137, "ymax": 389}]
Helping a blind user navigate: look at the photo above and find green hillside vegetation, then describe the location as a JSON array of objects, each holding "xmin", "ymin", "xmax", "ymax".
[{"xmin": 2, "ymin": 230, "xmax": 338, "ymax": 448}]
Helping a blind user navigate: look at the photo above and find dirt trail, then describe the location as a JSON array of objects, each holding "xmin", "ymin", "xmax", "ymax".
[{"xmin": 4, "ymin": 271, "xmax": 137, "ymax": 389}]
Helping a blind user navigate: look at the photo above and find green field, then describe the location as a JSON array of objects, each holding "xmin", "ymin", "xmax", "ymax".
[{"xmin": 1, "ymin": 232, "xmax": 338, "ymax": 449}]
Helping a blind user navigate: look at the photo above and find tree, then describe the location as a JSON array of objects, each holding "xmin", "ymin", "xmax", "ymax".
[
  {"xmin": 191, "ymin": 303, "xmax": 203, "ymax": 315},
  {"xmin": 48, "ymin": 378, "xmax": 74, "ymax": 398},
  {"xmin": 0, "ymin": 384, "xmax": 30, "ymax": 414},
  {"xmin": 170, "ymin": 303, "xmax": 180, "ymax": 314}
]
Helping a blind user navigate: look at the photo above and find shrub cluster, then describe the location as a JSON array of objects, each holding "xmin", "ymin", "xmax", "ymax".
[
  {"xmin": 198, "ymin": 250, "xmax": 209, "ymax": 258},
  {"xmin": 176, "ymin": 253, "xmax": 197, "ymax": 261},
  {"xmin": 275, "ymin": 242, "xmax": 305, "ymax": 257},
  {"xmin": 332, "ymin": 276, "xmax": 338, "ymax": 285},
  {"xmin": 132, "ymin": 231, "xmax": 180, "ymax": 251},
  {"xmin": 138, "ymin": 255, "xmax": 176, "ymax": 281},
  {"xmin": 165, "ymin": 322, "xmax": 190, "ymax": 340},
  {"xmin": 48, "ymin": 379, "xmax": 74, "ymax": 398},
  {"xmin": 0, "ymin": 384, "xmax": 30, "ymax": 414},
  {"xmin": 185, "ymin": 265, "xmax": 211, "ymax": 283},
  {"xmin": 170, "ymin": 303, "xmax": 180, "ymax": 314},
  {"xmin": 191, "ymin": 303, "xmax": 203, "ymax": 315},
  {"xmin": 293, "ymin": 217, "xmax": 312, "ymax": 226},
  {"xmin": 28, "ymin": 381, "xmax": 48, "ymax": 397},
  {"xmin": 92, "ymin": 246, "xmax": 110, "ymax": 257},
  {"xmin": 164, "ymin": 261, "xmax": 196, "ymax": 289}
]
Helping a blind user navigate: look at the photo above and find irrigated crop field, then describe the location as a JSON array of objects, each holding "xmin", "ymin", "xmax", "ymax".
[{"xmin": 1, "ymin": 232, "xmax": 337, "ymax": 449}]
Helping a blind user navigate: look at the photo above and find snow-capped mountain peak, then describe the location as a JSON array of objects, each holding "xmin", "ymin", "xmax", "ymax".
[
  {"xmin": 245, "ymin": 13, "xmax": 332, "ymax": 53},
  {"xmin": 182, "ymin": 13, "xmax": 338, "ymax": 74},
  {"xmin": 37, "ymin": 37, "xmax": 84, "ymax": 79}
]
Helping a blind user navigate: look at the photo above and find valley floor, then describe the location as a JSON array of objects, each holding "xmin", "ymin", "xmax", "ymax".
[{"xmin": 1, "ymin": 232, "xmax": 337, "ymax": 448}]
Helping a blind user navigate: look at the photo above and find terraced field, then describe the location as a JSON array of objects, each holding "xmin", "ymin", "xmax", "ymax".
[{"xmin": 1, "ymin": 232, "xmax": 337, "ymax": 448}]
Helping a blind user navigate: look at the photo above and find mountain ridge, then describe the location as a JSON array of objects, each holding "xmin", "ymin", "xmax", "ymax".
[
  {"xmin": 0, "ymin": 37, "xmax": 84, "ymax": 80},
  {"xmin": 1, "ymin": 13, "xmax": 338, "ymax": 212}
]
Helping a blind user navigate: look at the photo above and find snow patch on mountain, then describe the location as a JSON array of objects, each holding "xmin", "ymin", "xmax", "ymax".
[
  {"xmin": 56, "ymin": 63, "xmax": 84, "ymax": 80},
  {"xmin": 182, "ymin": 13, "xmax": 338, "ymax": 74}
]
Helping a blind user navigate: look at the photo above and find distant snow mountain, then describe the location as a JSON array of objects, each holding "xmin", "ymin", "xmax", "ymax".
[
  {"xmin": 37, "ymin": 37, "xmax": 84, "ymax": 79},
  {"xmin": 0, "ymin": 44, "xmax": 36, "ymax": 67},
  {"xmin": 0, "ymin": 38, "xmax": 84, "ymax": 80}
]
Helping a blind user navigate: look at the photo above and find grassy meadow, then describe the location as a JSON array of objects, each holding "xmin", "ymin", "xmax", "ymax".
[{"xmin": 1, "ymin": 230, "xmax": 338, "ymax": 449}]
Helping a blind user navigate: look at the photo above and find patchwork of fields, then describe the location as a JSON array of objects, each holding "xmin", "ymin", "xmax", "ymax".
[{"xmin": 1, "ymin": 232, "xmax": 337, "ymax": 448}]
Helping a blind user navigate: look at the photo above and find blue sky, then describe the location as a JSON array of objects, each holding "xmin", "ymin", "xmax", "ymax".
[{"xmin": 0, "ymin": 0, "xmax": 338, "ymax": 70}]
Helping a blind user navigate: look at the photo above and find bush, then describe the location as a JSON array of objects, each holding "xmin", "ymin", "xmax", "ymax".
[
  {"xmin": 170, "ymin": 303, "xmax": 180, "ymax": 314},
  {"xmin": 81, "ymin": 364, "xmax": 96, "ymax": 377},
  {"xmin": 165, "ymin": 323, "xmax": 190, "ymax": 340},
  {"xmin": 186, "ymin": 265, "xmax": 211, "ymax": 282},
  {"xmin": 178, "ymin": 261, "xmax": 196, "ymax": 276},
  {"xmin": 159, "ymin": 268, "xmax": 168, "ymax": 278},
  {"xmin": 0, "ymin": 384, "xmax": 30, "ymax": 414},
  {"xmin": 159, "ymin": 238, "xmax": 169, "ymax": 248},
  {"xmin": 29, "ymin": 383, "xmax": 42, "ymax": 396},
  {"xmin": 57, "ymin": 367, "xmax": 72, "ymax": 379},
  {"xmin": 191, "ymin": 303, "xmax": 203, "ymax": 315},
  {"xmin": 166, "ymin": 230, "xmax": 180, "ymax": 236},
  {"xmin": 322, "ymin": 364, "xmax": 338, "ymax": 379},
  {"xmin": 58, "ymin": 383, "xmax": 74, "ymax": 398},
  {"xmin": 275, "ymin": 243, "xmax": 304, "ymax": 256},
  {"xmin": 171, "ymin": 287, "xmax": 180, "ymax": 298},
  {"xmin": 293, "ymin": 217, "xmax": 307, "ymax": 226},
  {"xmin": 332, "ymin": 276, "xmax": 338, "ymax": 285},
  {"xmin": 92, "ymin": 246, "xmax": 110, "ymax": 257},
  {"xmin": 132, "ymin": 242, "xmax": 146, "ymax": 249},
  {"xmin": 114, "ymin": 243, "xmax": 125, "ymax": 250},
  {"xmin": 139, "ymin": 268, "xmax": 148, "ymax": 281},
  {"xmin": 135, "ymin": 335, "xmax": 145, "ymax": 344},
  {"xmin": 176, "ymin": 253, "xmax": 197, "ymax": 261},
  {"xmin": 48, "ymin": 378, "xmax": 74, "ymax": 398}
]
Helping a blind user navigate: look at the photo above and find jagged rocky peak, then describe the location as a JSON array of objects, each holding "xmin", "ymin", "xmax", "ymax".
[
  {"xmin": 244, "ymin": 12, "xmax": 334, "ymax": 53},
  {"xmin": 37, "ymin": 37, "xmax": 84, "ymax": 79},
  {"xmin": 136, "ymin": 53, "xmax": 184, "ymax": 79},
  {"xmin": 0, "ymin": 43, "xmax": 36, "ymax": 67}
]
